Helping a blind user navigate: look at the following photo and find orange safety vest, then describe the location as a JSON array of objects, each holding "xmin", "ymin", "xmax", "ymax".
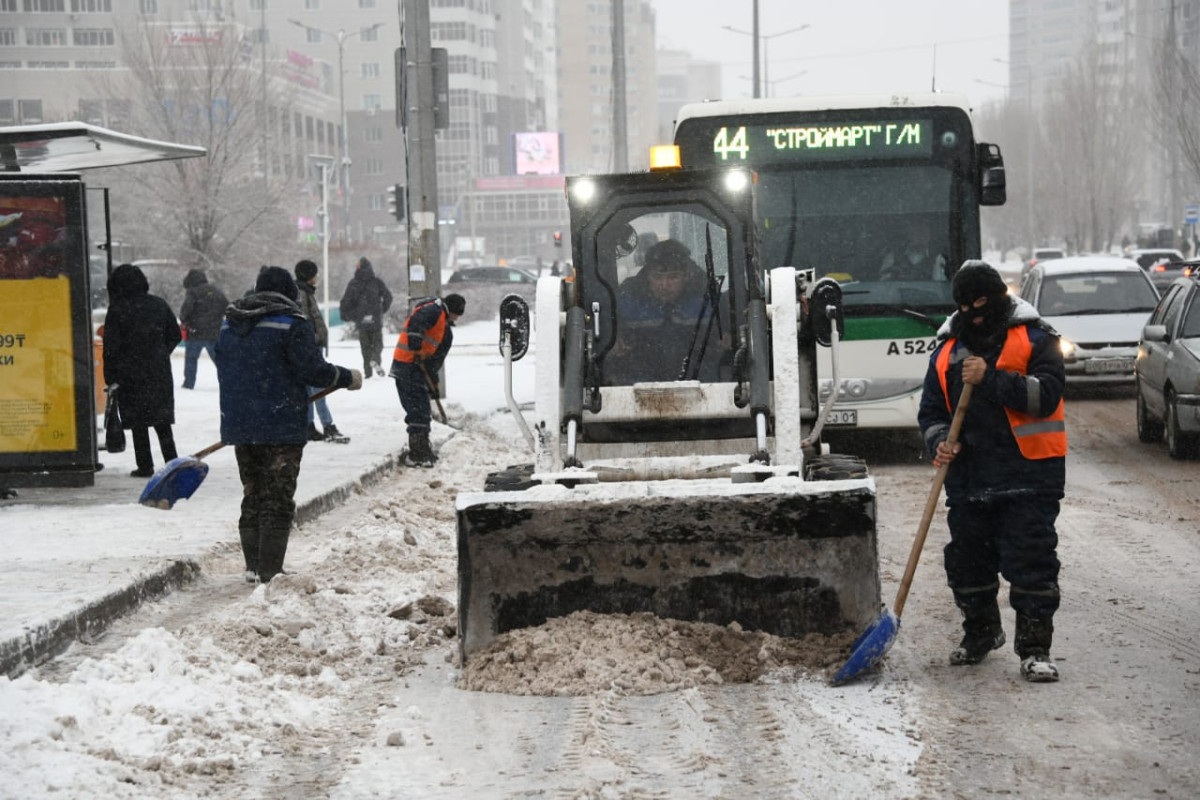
[
  {"xmin": 392, "ymin": 299, "xmax": 449, "ymax": 363},
  {"xmin": 936, "ymin": 326, "xmax": 1067, "ymax": 460}
]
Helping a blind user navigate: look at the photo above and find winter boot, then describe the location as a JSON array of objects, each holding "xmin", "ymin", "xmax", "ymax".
[
  {"xmin": 307, "ymin": 422, "xmax": 324, "ymax": 441},
  {"xmin": 403, "ymin": 432, "xmax": 436, "ymax": 468},
  {"xmin": 323, "ymin": 424, "xmax": 347, "ymax": 443},
  {"xmin": 949, "ymin": 593, "xmax": 1006, "ymax": 666},
  {"xmin": 1015, "ymin": 614, "xmax": 1059, "ymax": 682}
]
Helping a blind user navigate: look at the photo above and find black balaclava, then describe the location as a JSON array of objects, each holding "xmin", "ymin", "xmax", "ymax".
[{"xmin": 951, "ymin": 260, "xmax": 1013, "ymax": 354}]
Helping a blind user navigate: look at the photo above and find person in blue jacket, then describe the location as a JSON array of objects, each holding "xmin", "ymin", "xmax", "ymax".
[
  {"xmin": 918, "ymin": 261, "xmax": 1067, "ymax": 683},
  {"xmin": 216, "ymin": 266, "xmax": 363, "ymax": 584}
]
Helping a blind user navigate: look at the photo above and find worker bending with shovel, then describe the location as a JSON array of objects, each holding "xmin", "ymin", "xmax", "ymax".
[
  {"xmin": 389, "ymin": 293, "xmax": 466, "ymax": 467},
  {"xmin": 918, "ymin": 262, "xmax": 1067, "ymax": 683}
]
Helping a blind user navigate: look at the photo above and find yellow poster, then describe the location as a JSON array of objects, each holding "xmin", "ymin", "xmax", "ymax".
[{"xmin": 0, "ymin": 277, "xmax": 77, "ymax": 453}]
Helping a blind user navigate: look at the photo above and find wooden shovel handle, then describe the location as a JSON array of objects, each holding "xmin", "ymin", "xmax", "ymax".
[
  {"xmin": 892, "ymin": 381, "xmax": 974, "ymax": 618},
  {"xmin": 187, "ymin": 386, "xmax": 341, "ymax": 462},
  {"xmin": 416, "ymin": 361, "xmax": 449, "ymax": 425}
]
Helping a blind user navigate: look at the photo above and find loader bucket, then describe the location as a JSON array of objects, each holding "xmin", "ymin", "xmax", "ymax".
[{"xmin": 456, "ymin": 477, "xmax": 878, "ymax": 661}]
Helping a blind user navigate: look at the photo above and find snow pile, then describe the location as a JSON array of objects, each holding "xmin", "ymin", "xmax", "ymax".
[{"xmin": 461, "ymin": 610, "xmax": 857, "ymax": 696}]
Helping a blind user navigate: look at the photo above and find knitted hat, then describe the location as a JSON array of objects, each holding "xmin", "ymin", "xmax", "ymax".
[
  {"xmin": 644, "ymin": 239, "xmax": 695, "ymax": 274},
  {"xmin": 444, "ymin": 293, "xmax": 466, "ymax": 315},
  {"xmin": 294, "ymin": 259, "xmax": 319, "ymax": 282},
  {"xmin": 255, "ymin": 265, "xmax": 298, "ymax": 301},
  {"xmin": 952, "ymin": 260, "xmax": 1008, "ymax": 307}
]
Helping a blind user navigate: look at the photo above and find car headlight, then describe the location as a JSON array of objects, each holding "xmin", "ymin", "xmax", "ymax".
[{"xmin": 1059, "ymin": 338, "xmax": 1076, "ymax": 360}]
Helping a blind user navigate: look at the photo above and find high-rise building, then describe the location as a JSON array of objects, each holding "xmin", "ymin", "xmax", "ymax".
[{"xmin": 555, "ymin": 0, "xmax": 658, "ymax": 174}]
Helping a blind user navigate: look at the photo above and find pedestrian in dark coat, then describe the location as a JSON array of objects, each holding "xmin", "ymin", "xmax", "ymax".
[
  {"xmin": 216, "ymin": 266, "xmax": 362, "ymax": 583},
  {"xmin": 918, "ymin": 261, "xmax": 1067, "ymax": 683},
  {"xmin": 339, "ymin": 256, "xmax": 393, "ymax": 377},
  {"xmin": 102, "ymin": 263, "xmax": 182, "ymax": 477},
  {"xmin": 388, "ymin": 293, "xmax": 465, "ymax": 467},
  {"xmin": 178, "ymin": 268, "xmax": 229, "ymax": 389},
  {"xmin": 294, "ymin": 259, "xmax": 344, "ymax": 442}
]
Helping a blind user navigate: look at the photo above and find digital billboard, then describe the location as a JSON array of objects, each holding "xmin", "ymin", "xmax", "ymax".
[{"xmin": 513, "ymin": 131, "xmax": 563, "ymax": 176}]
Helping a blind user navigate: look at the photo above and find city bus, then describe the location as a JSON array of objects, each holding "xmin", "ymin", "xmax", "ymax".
[{"xmin": 673, "ymin": 93, "xmax": 1006, "ymax": 432}]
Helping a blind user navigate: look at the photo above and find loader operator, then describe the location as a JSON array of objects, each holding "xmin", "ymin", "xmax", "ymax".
[
  {"xmin": 389, "ymin": 293, "xmax": 466, "ymax": 467},
  {"xmin": 610, "ymin": 239, "xmax": 713, "ymax": 383},
  {"xmin": 918, "ymin": 261, "xmax": 1066, "ymax": 683}
]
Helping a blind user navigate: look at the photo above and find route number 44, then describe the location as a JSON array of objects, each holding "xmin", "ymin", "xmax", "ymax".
[{"xmin": 713, "ymin": 126, "xmax": 749, "ymax": 160}]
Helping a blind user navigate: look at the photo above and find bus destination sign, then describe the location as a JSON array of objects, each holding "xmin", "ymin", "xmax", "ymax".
[{"xmin": 705, "ymin": 120, "xmax": 933, "ymax": 164}]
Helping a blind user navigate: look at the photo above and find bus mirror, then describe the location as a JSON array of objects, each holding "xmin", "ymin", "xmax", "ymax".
[
  {"xmin": 978, "ymin": 142, "xmax": 1006, "ymax": 206},
  {"xmin": 810, "ymin": 277, "xmax": 844, "ymax": 348}
]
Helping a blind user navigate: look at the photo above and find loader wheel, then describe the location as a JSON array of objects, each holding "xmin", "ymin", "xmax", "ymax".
[
  {"xmin": 805, "ymin": 454, "xmax": 869, "ymax": 481},
  {"xmin": 484, "ymin": 463, "xmax": 537, "ymax": 492}
]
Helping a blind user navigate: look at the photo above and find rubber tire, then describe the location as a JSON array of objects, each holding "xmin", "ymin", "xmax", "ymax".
[
  {"xmin": 1165, "ymin": 392, "xmax": 1195, "ymax": 460},
  {"xmin": 1136, "ymin": 381, "xmax": 1163, "ymax": 443},
  {"xmin": 805, "ymin": 454, "xmax": 869, "ymax": 481},
  {"xmin": 484, "ymin": 463, "xmax": 538, "ymax": 492}
]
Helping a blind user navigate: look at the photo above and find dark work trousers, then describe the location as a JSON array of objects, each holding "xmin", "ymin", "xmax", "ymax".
[
  {"xmin": 944, "ymin": 496, "xmax": 1062, "ymax": 620},
  {"xmin": 182, "ymin": 339, "xmax": 216, "ymax": 389},
  {"xmin": 359, "ymin": 327, "xmax": 384, "ymax": 373},
  {"xmin": 131, "ymin": 424, "xmax": 178, "ymax": 473},
  {"xmin": 393, "ymin": 364, "xmax": 432, "ymax": 435},
  {"xmin": 234, "ymin": 444, "xmax": 304, "ymax": 581}
]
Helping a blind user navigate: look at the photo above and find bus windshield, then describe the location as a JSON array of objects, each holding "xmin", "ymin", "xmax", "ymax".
[{"xmin": 756, "ymin": 164, "xmax": 959, "ymax": 319}]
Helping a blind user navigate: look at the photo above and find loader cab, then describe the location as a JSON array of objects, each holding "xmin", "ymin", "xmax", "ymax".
[{"xmin": 568, "ymin": 170, "xmax": 755, "ymax": 389}]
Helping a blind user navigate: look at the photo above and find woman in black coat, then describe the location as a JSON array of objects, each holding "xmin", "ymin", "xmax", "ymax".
[{"xmin": 103, "ymin": 263, "xmax": 182, "ymax": 477}]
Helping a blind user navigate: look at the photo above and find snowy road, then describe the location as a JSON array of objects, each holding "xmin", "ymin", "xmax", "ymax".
[{"xmin": 5, "ymin": 389, "xmax": 1199, "ymax": 799}]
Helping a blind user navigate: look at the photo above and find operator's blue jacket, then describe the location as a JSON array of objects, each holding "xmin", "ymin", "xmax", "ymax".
[
  {"xmin": 917, "ymin": 297, "xmax": 1066, "ymax": 503},
  {"xmin": 216, "ymin": 291, "xmax": 354, "ymax": 446}
]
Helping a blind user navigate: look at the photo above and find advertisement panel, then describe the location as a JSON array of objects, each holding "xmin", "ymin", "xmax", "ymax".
[
  {"xmin": 0, "ymin": 177, "xmax": 97, "ymax": 486},
  {"xmin": 513, "ymin": 131, "xmax": 563, "ymax": 176}
]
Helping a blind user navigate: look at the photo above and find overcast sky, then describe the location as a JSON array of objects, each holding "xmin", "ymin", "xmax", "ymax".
[{"xmin": 651, "ymin": 0, "xmax": 1010, "ymax": 108}]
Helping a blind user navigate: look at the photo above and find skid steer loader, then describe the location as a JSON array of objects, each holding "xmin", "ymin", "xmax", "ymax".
[{"xmin": 456, "ymin": 166, "xmax": 879, "ymax": 661}]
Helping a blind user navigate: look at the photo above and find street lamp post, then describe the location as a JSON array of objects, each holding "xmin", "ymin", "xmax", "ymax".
[
  {"xmin": 723, "ymin": 22, "xmax": 810, "ymax": 98},
  {"xmin": 289, "ymin": 19, "xmax": 385, "ymax": 244},
  {"xmin": 308, "ymin": 154, "xmax": 334, "ymax": 332}
]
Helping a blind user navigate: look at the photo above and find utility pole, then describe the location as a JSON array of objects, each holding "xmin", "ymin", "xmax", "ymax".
[
  {"xmin": 402, "ymin": 0, "xmax": 442, "ymax": 299},
  {"xmin": 612, "ymin": 0, "xmax": 628, "ymax": 172}
]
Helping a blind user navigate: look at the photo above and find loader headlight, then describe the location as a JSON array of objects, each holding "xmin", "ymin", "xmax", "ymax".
[
  {"xmin": 572, "ymin": 179, "xmax": 597, "ymax": 204},
  {"xmin": 723, "ymin": 169, "xmax": 750, "ymax": 193},
  {"xmin": 1059, "ymin": 338, "xmax": 1076, "ymax": 360}
]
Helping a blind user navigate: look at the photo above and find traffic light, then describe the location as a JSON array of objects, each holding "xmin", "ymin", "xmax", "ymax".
[
  {"xmin": 553, "ymin": 231, "xmax": 562, "ymax": 248},
  {"xmin": 387, "ymin": 184, "xmax": 405, "ymax": 221}
]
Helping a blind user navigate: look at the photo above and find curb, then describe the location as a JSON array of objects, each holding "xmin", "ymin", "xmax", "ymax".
[
  {"xmin": 0, "ymin": 560, "xmax": 201, "ymax": 679},
  {"xmin": 0, "ymin": 451, "xmax": 405, "ymax": 679}
]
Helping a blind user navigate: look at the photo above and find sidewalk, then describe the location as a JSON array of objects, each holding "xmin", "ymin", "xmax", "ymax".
[{"xmin": 0, "ymin": 318, "xmax": 533, "ymax": 678}]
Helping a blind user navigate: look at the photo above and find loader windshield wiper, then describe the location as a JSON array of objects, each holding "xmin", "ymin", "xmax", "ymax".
[{"xmin": 680, "ymin": 223, "xmax": 725, "ymax": 380}]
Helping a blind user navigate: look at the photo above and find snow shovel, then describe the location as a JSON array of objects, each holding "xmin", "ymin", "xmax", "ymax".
[
  {"xmin": 417, "ymin": 360, "xmax": 449, "ymax": 426},
  {"xmin": 830, "ymin": 382, "xmax": 974, "ymax": 686},
  {"xmin": 138, "ymin": 387, "xmax": 339, "ymax": 510}
]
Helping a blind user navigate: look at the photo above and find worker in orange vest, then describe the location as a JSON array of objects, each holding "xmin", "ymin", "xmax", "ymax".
[{"xmin": 919, "ymin": 261, "xmax": 1067, "ymax": 683}]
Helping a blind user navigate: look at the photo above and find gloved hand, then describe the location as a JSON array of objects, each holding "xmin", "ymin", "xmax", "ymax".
[
  {"xmin": 361, "ymin": 315, "xmax": 375, "ymax": 324},
  {"xmin": 348, "ymin": 369, "xmax": 364, "ymax": 391}
]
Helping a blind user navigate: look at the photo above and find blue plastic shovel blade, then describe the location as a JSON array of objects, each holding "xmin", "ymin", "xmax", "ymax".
[
  {"xmin": 138, "ymin": 456, "xmax": 210, "ymax": 509},
  {"xmin": 829, "ymin": 609, "xmax": 900, "ymax": 686}
]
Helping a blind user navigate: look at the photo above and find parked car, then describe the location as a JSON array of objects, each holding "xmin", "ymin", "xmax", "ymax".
[
  {"xmin": 1020, "ymin": 256, "xmax": 1160, "ymax": 383},
  {"xmin": 1135, "ymin": 275, "xmax": 1200, "ymax": 459},
  {"xmin": 446, "ymin": 266, "xmax": 538, "ymax": 285},
  {"xmin": 1126, "ymin": 248, "xmax": 1187, "ymax": 293}
]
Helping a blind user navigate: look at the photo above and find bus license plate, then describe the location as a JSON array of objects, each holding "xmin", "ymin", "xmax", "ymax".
[
  {"xmin": 1085, "ymin": 358, "xmax": 1134, "ymax": 374},
  {"xmin": 825, "ymin": 409, "xmax": 858, "ymax": 426}
]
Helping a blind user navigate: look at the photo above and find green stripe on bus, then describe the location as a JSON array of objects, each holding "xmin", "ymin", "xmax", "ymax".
[{"xmin": 842, "ymin": 316, "xmax": 948, "ymax": 341}]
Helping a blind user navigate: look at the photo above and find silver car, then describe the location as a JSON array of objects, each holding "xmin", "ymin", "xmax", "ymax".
[
  {"xmin": 1136, "ymin": 275, "xmax": 1200, "ymax": 459},
  {"xmin": 1020, "ymin": 256, "xmax": 1160, "ymax": 383}
]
